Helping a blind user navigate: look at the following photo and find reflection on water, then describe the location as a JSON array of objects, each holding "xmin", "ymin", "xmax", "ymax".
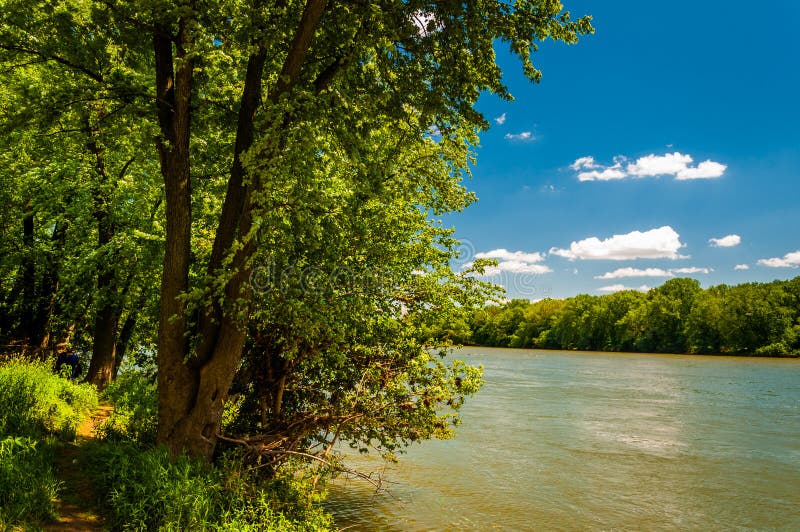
[{"xmin": 324, "ymin": 348, "xmax": 800, "ymax": 530}]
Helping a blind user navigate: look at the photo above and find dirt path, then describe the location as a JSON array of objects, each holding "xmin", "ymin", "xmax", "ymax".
[{"xmin": 45, "ymin": 404, "xmax": 114, "ymax": 531}]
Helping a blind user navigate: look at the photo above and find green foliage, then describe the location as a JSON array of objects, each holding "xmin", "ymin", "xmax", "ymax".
[
  {"xmin": 0, "ymin": 357, "xmax": 98, "ymax": 439},
  {"xmin": 1, "ymin": 0, "xmax": 593, "ymax": 467},
  {"xmin": 97, "ymin": 370, "xmax": 158, "ymax": 445},
  {"xmin": 0, "ymin": 358, "xmax": 99, "ymax": 529},
  {"xmin": 83, "ymin": 442, "xmax": 331, "ymax": 531},
  {"xmin": 0, "ymin": 435, "xmax": 60, "ymax": 528},
  {"xmin": 465, "ymin": 277, "xmax": 800, "ymax": 357}
]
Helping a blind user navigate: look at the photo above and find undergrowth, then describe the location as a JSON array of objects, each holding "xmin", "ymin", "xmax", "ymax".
[
  {"xmin": 0, "ymin": 357, "xmax": 99, "ymax": 529},
  {"xmin": 0, "ymin": 357, "xmax": 98, "ymax": 439},
  {"xmin": 89, "ymin": 369, "xmax": 333, "ymax": 531}
]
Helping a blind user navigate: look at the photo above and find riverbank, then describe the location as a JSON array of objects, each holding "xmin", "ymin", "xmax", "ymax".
[
  {"xmin": 458, "ymin": 343, "xmax": 800, "ymax": 358},
  {"xmin": 0, "ymin": 358, "xmax": 332, "ymax": 531}
]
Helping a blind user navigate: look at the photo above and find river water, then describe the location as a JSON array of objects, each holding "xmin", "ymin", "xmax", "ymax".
[{"xmin": 324, "ymin": 347, "xmax": 800, "ymax": 530}]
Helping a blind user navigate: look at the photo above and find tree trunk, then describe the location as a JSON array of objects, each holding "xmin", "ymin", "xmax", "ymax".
[
  {"xmin": 83, "ymin": 112, "xmax": 122, "ymax": 390},
  {"xmin": 19, "ymin": 200, "xmax": 35, "ymax": 354},
  {"xmin": 86, "ymin": 305, "xmax": 119, "ymax": 388},
  {"xmin": 154, "ymin": 0, "xmax": 329, "ymax": 461},
  {"xmin": 152, "ymin": 13, "xmax": 199, "ymax": 457},
  {"xmin": 113, "ymin": 308, "xmax": 138, "ymax": 378},
  {"xmin": 36, "ymin": 220, "xmax": 68, "ymax": 350}
]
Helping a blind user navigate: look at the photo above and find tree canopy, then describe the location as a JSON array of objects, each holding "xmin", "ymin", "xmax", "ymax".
[
  {"xmin": 0, "ymin": 0, "xmax": 593, "ymax": 462},
  {"xmin": 465, "ymin": 277, "xmax": 800, "ymax": 357}
]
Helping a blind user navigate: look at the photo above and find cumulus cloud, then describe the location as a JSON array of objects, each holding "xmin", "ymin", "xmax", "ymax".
[
  {"xmin": 597, "ymin": 284, "xmax": 651, "ymax": 293},
  {"xmin": 550, "ymin": 226, "xmax": 687, "ymax": 261},
  {"xmin": 627, "ymin": 152, "xmax": 693, "ymax": 177},
  {"xmin": 577, "ymin": 165, "xmax": 627, "ymax": 182},
  {"xmin": 571, "ymin": 152, "xmax": 726, "ymax": 182},
  {"xmin": 467, "ymin": 248, "xmax": 551, "ymax": 276},
  {"xmin": 595, "ymin": 266, "xmax": 711, "ymax": 279},
  {"xmin": 671, "ymin": 267, "xmax": 712, "ymax": 275},
  {"xmin": 572, "ymin": 156, "xmax": 626, "ymax": 181},
  {"xmin": 505, "ymin": 131, "xmax": 534, "ymax": 142},
  {"xmin": 570, "ymin": 156, "xmax": 598, "ymax": 171},
  {"xmin": 481, "ymin": 262, "xmax": 553, "ymax": 276},
  {"xmin": 709, "ymin": 234, "xmax": 741, "ymax": 247},
  {"xmin": 758, "ymin": 250, "xmax": 800, "ymax": 268},
  {"xmin": 676, "ymin": 160, "xmax": 727, "ymax": 180},
  {"xmin": 475, "ymin": 249, "xmax": 546, "ymax": 263},
  {"xmin": 734, "ymin": 264, "xmax": 750, "ymax": 270},
  {"xmin": 595, "ymin": 267, "xmax": 673, "ymax": 279},
  {"xmin": 494, "ymin": 113, "xmax": 507, "ymax": 125}
]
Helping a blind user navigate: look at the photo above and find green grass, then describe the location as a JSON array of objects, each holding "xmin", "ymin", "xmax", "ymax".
[
  {"xmin": 0, "ymin": 361, "xmax": 333, "ymax": 531},
  {"xmin": 96, "ymin": 369, "xmax": 158, "ymax": 445},
  {"xmin": 0, "ymin": 356, "xmax": 100, "ymax": 529},
  {"xmin": 83, "ymin": 441, "xmax": 332, "ymax": 531},
  {"xmin": 0, "ymin": 435, "xmax": 61, "ymax": 527},
  {"xmin": 0, "ymin": 357, "xmax": 98, "ymax": 440},
  {"xmin": 89, "ymin": 369, "xmax": 332, "ymax": 531}
]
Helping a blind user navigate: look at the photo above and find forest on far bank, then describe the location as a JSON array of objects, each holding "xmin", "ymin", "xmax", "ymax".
[{"xmin": 442, "ymin": 277, "xmax": 800, "ymax": 357}]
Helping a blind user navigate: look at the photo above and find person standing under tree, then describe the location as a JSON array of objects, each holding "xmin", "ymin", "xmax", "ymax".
[{"xmin": 54, "ymin": 343, "xmax": 82, "ymax": 381}]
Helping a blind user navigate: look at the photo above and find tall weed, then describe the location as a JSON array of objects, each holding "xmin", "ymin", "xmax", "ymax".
[
  {"xmin": 0, "ymin": 357, "xmax": 99, "ymax": 528},
  {"xmin": 0, "ymin": 436, "xmax": 61, "ymax": 527},
  {"xmin": 83, "ymin": 441, "xmax": 332, "ymax": 531},
  {"xmin": 0, "ymin": 357, "xmax": 98, "ymax": 440},
  {"xmin": 97, "ymin": 370, "xmax": 158, "ymax": 445}
]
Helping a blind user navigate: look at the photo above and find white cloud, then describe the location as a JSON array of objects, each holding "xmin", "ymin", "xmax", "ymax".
[
  {"xmin": 734, "ymin": 264, "xmax": 750, "ymax": 270},
  {"xmin": 481, "ymin": 261, "xmax": 553, "ymax": 276},
  {"xmin": 758, "ymin": 250, "xmax": 800, "ymax": 268},
  {"xmin": 595, "ymin": 267, "xmax": 673, "ymax": 279},
  {"xmin": 572, "ymin": 152, "xmax": 726, "ymax": 181},
  {"xmin": 504, "ymin": 131, "xmax": 534, "ymax": 142},
  {"xmin": 671, "ymin": 267, "xmax": 712, "ymax": 275},
  {"xmin": 676, "ymin": 160, "xmax": 727, "ymax": 180},
  {"xmin": 475, "ymin": 249, "xmax": 546, "ymax": 263},
  {"xmin": 578, "ymin": 165, "xmax": 627, "ymax": 182},
  {"xmin": 550, "ymin": 226, "xmax": 687, "ymax": 261},
  {"xmin": 494, "ymin": 113, "xmax": 506, "ymax": 125},
  {"xmin": 597, "ymin": 284, "xmax": 651, "ymax": 293},
  {"xmin": 571, "ymin": 156, "xmax": 598, "ymax": 171},
  {"xmin": 595, "ymin": 266, "xmax": 711, "ymax": 279},
  {"xmin": 572, "ymin": 156, "xmax": 626, "ymax": 181},
  {"xmin": 468, "ymin": 248, "xmax": 551, "ymax": 276},
  {"xmin": 627, "ymin": 152, "xmax": 693, "ymax": 177},
  {"xmin": 709, "ymin": 234, "xmax": 741, "ymax": 247}
]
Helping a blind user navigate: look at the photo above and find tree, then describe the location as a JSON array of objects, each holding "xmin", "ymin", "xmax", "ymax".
[{"xmin": 1, "ymin": 0, "xmax": 593, "ymax": 459}]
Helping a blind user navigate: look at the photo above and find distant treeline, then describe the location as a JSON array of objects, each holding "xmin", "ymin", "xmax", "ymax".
[{"xmin": 453, "ymin": 277, "xmax": 800, "ymax": 357}]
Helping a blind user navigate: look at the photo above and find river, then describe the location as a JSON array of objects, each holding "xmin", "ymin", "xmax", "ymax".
[{"xmin": 324, "ymin": 347, "xmax": 800, "ymax": 530}]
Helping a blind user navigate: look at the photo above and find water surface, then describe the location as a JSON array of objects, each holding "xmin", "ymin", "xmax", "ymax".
[{"xmin": 325, "ymin": 347, "xmax": 800, "ymax": 530}]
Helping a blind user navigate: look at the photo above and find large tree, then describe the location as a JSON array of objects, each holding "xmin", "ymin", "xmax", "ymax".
[{"xmin": 1, "ymin": 0, "xmax": 592, "ymax": 459}]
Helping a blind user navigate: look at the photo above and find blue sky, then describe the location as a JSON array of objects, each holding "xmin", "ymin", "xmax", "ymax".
[{"xmin": 446, "ymin": 0, "xmax": 800, "ymax": 300}]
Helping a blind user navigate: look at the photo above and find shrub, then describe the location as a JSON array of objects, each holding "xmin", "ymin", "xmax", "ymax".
[
  {"xmin": 97, "ymin": 370, "xmax": 158, "ymax": 445},
  {"xmin": 83, "ymin": 442, "xmax": 332, "ymax": 531},
  {"xmin": 0, "ymin": 436, "xmax": 60, "ymax": 527},
  {"xmin": 754, "ymin": 342, "xmax": 794, "ymax": 357},
  {"xmin": 0, "ymin": 357, "xmax": 98, "ymax": 439}
]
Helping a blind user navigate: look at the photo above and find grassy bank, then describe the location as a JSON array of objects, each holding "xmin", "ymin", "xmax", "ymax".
[
  {"xmin": 0, "ymin": 358, "xmax": 332, "ymax": 531},
  {"xmin": 0, "ymin": 357, "xmax": 98, "ymax": 527}
]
